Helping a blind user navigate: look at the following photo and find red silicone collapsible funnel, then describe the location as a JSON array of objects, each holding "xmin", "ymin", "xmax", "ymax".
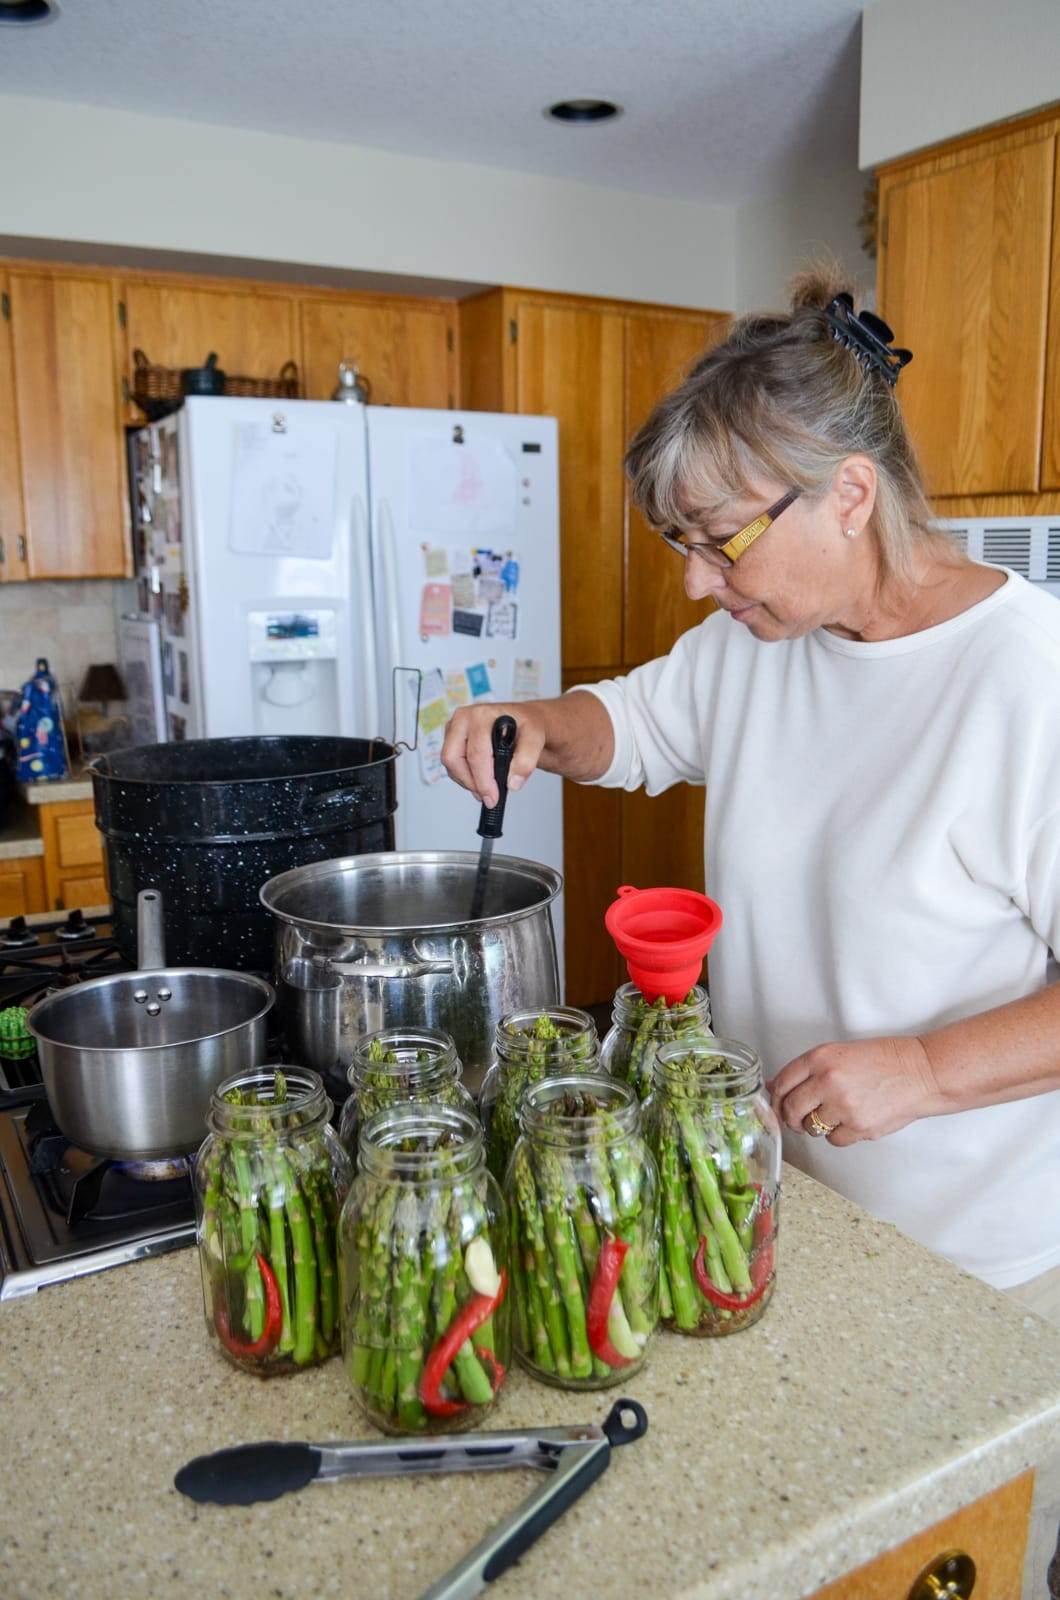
[{"xmin": 604, "ymin": 884, "xmax": 723, "ymax": 1004}]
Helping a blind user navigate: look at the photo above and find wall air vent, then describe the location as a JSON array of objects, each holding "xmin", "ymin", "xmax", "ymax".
[
  {"xmin": 935, "ymin": 516, "xmax": 1060, "ymax": 597},
  {"xmin": 1047, "ymin": 528, "xmax": 1060, "ymax": 581},
  {"xmin": 982, "ymin": 527, "xmax": 1032, "ymax": 577}
]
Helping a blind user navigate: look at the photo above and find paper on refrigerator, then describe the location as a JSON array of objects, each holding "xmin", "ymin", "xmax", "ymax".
[
  {"xmin": 408, "ymin": 436, "xmax": 517, "ymax": 540},
  {"xmin": 229, "ymin": 422, "xmax": 338, "ymax": 559}
]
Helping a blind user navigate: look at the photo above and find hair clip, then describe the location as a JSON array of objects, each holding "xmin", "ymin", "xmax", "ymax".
[{"xmin": 823, "ymin": 292, "xmax": 912, "ymax": 387}]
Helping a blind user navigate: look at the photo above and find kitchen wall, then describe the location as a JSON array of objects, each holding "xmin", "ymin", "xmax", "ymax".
[
  {"xmin": 0, "ymin": 580, "xmax": 134, "ymax": 709},
  {"xmin": 0, "ymin": 94, "xmax": 735, "ymax": 312},
  {"xmin": 733, "ymin": 164, "xmax": 872, "ymax": 314},
  {"xmin": 860, "ymin": 0, "xmax": 1060, "ymax": 167}
]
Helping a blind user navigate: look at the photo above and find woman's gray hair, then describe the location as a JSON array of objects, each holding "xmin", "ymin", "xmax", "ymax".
[{"xmin": 625, "ymin": 264, "xmax": 947, "ymax": 585}]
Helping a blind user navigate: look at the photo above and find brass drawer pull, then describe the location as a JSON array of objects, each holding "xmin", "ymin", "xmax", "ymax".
[{"xmin": 908, "ymin": 1549, "xmax": 976, "ymax": 1599}]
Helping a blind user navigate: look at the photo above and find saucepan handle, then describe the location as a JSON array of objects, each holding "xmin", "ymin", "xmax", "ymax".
[
  {"xmin": 326, "ymin": 956, "xmax": 454, "ymax": 980},
  {"xmin": 136, "ymin": 888, "xmax": 167, "ymax": 973}
]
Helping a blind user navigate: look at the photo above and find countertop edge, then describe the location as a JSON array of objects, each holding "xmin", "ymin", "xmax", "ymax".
[{"xmin": 675, "ymin": 1402, "xmax": 1060, "ymax": 1599}]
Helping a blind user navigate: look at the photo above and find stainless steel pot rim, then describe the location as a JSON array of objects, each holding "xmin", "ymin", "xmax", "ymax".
[
  {"xmin": 260, "ymin": 849, "xmax": 563, "ymax": 935},
  {"xmin": 89, "ymin": 737, "xmax": 398, "ymax": 786},
  {"xmin": 26, "ymin": 969, "xmax": 275, "ymax": 1053}
]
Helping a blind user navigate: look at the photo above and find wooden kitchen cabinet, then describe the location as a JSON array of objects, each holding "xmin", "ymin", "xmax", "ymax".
[
  {"xmin": 810, "ymin": 1469, "xmax": 1033, "ymax": 1599},
  {"xmin": 1041, "ymin": 136, "xmax": 1060, "ymax": 489},
  {"xmin": 299, "ymin": 293, "xmax": 455, "ymax": 408},
  {"xmin": 37, "ymin": 798, "xmax": 108, "ymax": 912},
  {"xmin": 121, "ymin": 278, "xmax": 299, "ymax": 395},
  {"xmin": 0, "ymin": 272, "xmax": 28, "ymax": 583},
  {"xmin": 623, "ymin": 310, "xmax": 724, "ymax": 665},
  {"xmin": 877, "ymin": 104, "xmax": 1060, "ymax": 506},
  {"xmin": 0, "ymin": 853, "xmax": 47, "ymax": 918},
  {"xmin": 8, "ymin": 271, "xmax": 129, "ymax": 579},
  {"xmin": 462, "ymin": 289, "xmax": 725, "ymax": 1001},
  {"xmin": 512, "ymin": 299, "xmax": 627, "ymax": 670}
]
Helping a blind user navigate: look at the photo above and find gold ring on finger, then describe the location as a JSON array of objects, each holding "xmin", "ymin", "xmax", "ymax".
[{"xmin": 806, "ymin": 1109, "xmax": 838, "ymax": 1138}]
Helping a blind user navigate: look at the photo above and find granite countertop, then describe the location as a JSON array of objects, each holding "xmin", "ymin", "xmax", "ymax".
[
  {"xmin": 19, "ymin": 767, "xmax": 94, "ymax": 805},
  {"xmin": 1, "ymin": 1167, "xmax": 1058, "ymax": 1600}
]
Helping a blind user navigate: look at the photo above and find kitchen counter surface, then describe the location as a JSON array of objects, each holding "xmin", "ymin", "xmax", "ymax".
[
  {"xmin": 19, "ymin": 769, "xmax": 94, "ymax": 804},
  {"xmin": 2, "ymin": 1165, "xmax": 1058, "ymax": 1600}
]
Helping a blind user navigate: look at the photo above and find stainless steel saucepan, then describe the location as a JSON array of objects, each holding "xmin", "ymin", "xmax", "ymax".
[{"xmin": 27, "ymin": 889, "xmax": 274, "ymax": 1159}]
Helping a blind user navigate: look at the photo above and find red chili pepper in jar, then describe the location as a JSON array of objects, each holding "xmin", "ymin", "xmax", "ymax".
[
  {"xmin": 420, "ymin": 1271, "xmax": 508, "ymax": 1417},
  {"xmin": 586, "ymin": 1235, "xmax": 634, "ymax": 1368},
  {"xmin": 693, "ymin": 1189, "xmax": 775, "ymax": 1312},
  {"xmin": 214, "ymin": 1251, "xmax": 283, "ymax": 1361}
]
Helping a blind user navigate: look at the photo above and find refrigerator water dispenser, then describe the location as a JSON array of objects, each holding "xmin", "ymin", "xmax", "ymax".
[{"xmin": 248, "ymin": 610, "xmax": 340, "ymax": 737}]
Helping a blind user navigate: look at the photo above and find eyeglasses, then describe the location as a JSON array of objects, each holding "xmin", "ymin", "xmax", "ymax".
[{"xmin": 659, "ymin": 488, "xmax": 801, "ymax": 571}]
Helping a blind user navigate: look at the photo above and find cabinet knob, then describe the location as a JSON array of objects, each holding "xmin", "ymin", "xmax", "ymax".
[{"xmin": 908, "ymin": 1549, "xmax": 976, "ymax": 1600}]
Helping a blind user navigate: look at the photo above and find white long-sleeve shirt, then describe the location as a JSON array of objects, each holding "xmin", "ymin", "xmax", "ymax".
[{"xmin": 580, "ymin": 569, "xmax": 1060, "ymax": 1288}]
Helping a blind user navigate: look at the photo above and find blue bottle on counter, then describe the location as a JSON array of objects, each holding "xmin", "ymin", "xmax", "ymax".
[{"xmin": 15, "ymin": 658, "xmax": 68, "ymax": 783}]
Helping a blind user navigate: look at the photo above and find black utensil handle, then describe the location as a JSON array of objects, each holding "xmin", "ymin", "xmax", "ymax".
[
  {"xmin": 602, "ymin": 1398, "xmax": 648, "ymax": 1447},
  {"xmin": 476, "ymin": 715, "xmax": 517, "ymax": 840},
  {"xmin": 174, "ymin": 1441, "xmax": 321, "ymax": 1506},
  {"xmin": 481, "ymin": 1444, "xmax": 611, "ymax": 1585}
]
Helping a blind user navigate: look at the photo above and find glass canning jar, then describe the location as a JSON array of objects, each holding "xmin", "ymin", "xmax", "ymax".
[
  {"xmin": 338, "ymin": 1103, "xmax": 510, "ymax": 1435},
  {"xmin": 337, "ymin": 1027, "xmax": 477, "ymax": 1160},
  {"xmin": 646, "ymin": 1038, "xmax": 781, "ymax": 1337},
  {"xmin": 194, "ymin": 1066, "xmax": 352, "ymax": 1377},
  {"xmin": 505, "ymin": 1074, "xmax": 658, "ymax": 1391},
  {"xmin": 600, "ymin": 982, "xmax": 712, "ymax": 1100},
  {"xmin": 480, "ymin": 1006, "xmax": 602, "ymax": 1183}
]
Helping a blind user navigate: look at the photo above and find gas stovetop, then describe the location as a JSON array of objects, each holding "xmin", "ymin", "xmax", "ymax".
[
  {"xmin": 0, "ymin": 904, "xmax": 344, "ymax": 1300},
  {"xmin": 0, "ymin": 904, "xmax": 197, "ymax": 1299}
]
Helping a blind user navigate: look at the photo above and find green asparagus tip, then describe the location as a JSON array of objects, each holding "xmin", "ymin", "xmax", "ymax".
[{"xmin": 274, "ymin": 1069, "xmax": 288, "ymax": 1104}]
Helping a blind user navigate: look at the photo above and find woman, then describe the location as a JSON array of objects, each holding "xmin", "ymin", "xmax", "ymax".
[{"xmin": 441, "ymin": 270, "xmax": 1060, "ymax": 1321}]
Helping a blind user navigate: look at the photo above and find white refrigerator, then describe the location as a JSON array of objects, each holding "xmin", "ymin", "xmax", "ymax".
[{"xmin": 121, "ymin": 396, "xmax": 565, "ymax": 967}]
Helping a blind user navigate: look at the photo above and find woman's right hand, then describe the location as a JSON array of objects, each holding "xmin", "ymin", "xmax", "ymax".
[{"xmin": 442, "ymin": 702, "xmax": 548, "ymax": 808}]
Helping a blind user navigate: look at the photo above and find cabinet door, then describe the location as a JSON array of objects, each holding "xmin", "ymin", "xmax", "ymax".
[
  {"xmin": 9, "ymin": 273, "xmax": 128, "ymax": 579},
  {"xmin": 39, "ymin": 799, "xmax": 108, "ymax": 912},
  {"xmin": 0, "ymin": 855, "xmax": 47, "ymax": 918},
  {"xmin": 514, "ymin": 302, "xmax": 626, "ymax": 670},
  {"xmin": 0, "ymin": 277, "xmax": 28, "ymax": 583},
  {"xmin": 624, "ymin": 312, "xmax": 725, "ymax": 666},
  {"xmin": 880, "ymin": 136, "xmax": 1054, "ymax": 495},
  {"xmin": 621, "ymin": 783, "xmax": 705, "ymax": 898},
  {"xmin": 562, "ymin": 768, "xmax": 624, "ymax": 1007},
  {"xmin": 810, "ymin": 1470, "xmax": 1032, "ymax": 1599},
  {"xmin": 122, "ymin": 281, "xmax": 298, "ymax": 387},
  {"xmin": 299, "ymin": 296, "xmax": 454, "ymax": 407},
  {"xmin": 1041, "ymin": 137, "xmax": 1060, "ymax": 488}
]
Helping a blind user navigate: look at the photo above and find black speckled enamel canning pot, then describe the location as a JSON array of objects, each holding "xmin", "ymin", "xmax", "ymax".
[{"xmin": 91, "ymin": 737, "xmax": 397, "ymax": 972}]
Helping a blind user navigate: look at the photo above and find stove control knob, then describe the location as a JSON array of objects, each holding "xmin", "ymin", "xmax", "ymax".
[{"xmin": 133, "ymin": 989, "xmax": 149, "ymax": 1004}]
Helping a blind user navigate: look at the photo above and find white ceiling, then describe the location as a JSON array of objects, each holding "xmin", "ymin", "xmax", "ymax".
[{"xmin": 0, "ymin": 0, "xmax": 863, "ymax": 206}]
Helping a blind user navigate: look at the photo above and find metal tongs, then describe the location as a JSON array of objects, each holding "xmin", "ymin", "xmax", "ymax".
[{"xmin": 175, "ymin": 1397, "xmax": 647, "ymax": 1599}]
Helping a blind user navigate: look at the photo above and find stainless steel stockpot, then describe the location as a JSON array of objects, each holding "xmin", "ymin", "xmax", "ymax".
[
  {"xmin": 28, "ymin": 890, "xmax": 274, "ymax": 1158},
  {"xmin": 260, "ymin": 850, "xmax": 561, "ymax": 1093}
]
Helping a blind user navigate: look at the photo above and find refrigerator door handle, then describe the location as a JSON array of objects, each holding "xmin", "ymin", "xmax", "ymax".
[
  {"xmin": 378, "ymin": 499, "xmax": 409, "ymax": 745},
  {"xmin": 352, "ymin": 494, "xmax": 380, "ymax": 735}
]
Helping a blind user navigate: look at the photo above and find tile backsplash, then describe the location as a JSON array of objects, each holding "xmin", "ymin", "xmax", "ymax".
[{"xmin": 0, "ymin": 579, "xmax": 136, "ymax": 704}]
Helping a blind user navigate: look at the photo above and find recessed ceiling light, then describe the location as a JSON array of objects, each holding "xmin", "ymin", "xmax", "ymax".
[
  {"xmin": 547, "ymin": 99, "xmax": 622, "ymax": 125},
  {"xmin": 0, "ymin": 0, "xmax": 57, "ymax": 23}
]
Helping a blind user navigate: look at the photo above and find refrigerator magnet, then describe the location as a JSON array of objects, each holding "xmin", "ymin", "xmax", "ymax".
[
  {"xmin": 419, "ymin": 582, "xmax": 452, "ymax": 638},
  {"xmin": 424, "ymin": 545, "xmax": 449, "ymax": 578},
  {"xmin": 486, "ymin": 600, "xmax": 518, "ymax": 641},
  {"xmin": 466, "ymin": 662, "xmax": 491, "ymax": 698},
  {"xmin": 453, "ymin": 609, "xmax": 485, "ymax": 637}
]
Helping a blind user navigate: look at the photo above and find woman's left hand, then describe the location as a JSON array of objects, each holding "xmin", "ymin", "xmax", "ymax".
[{"xmin": 766, "ymin": 1036, "xmax": 940, "ymax": 1146}]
